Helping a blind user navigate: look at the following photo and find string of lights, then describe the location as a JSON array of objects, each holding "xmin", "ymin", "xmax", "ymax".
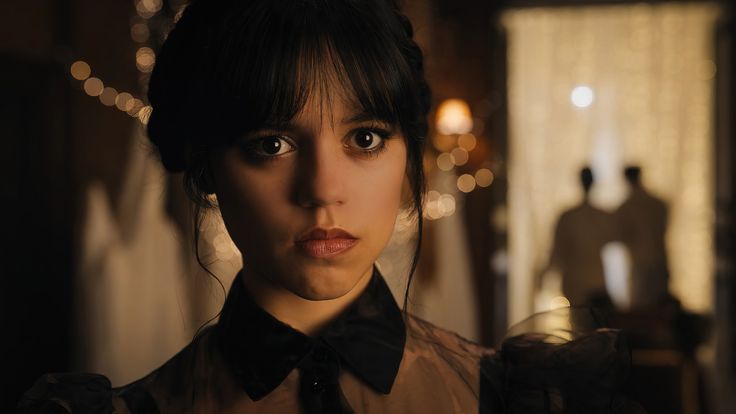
[{"xmin": 65, "ymin": 0, "xmax": 182, "ymax": 125}]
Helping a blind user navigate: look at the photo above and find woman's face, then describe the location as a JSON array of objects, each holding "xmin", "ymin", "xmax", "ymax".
[{"xmin": 211, "ymin": 87, "xmax": 407, "ymax": 301}]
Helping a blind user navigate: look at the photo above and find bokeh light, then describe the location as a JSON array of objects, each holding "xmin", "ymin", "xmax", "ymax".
[
  {"xmin": 436, "ymin": 99, "xmax": 473, "ymax": 135},
  {"xmin": 570, "ymin": 85, "xmax": 594, "ymax": 108},
  {"xmin": 438, "ymin": 194, "xmax": 456, "ymax": 216},
  {"xmin": 70, "ymin": 61, "xmax": 91, "ymax": 81},
  {"xmin": 474, "ymin": 168, "xmax": 494, "ymax": 187},
  {"xmin": 436, "ymin": 153, "xmax": 454, "ymax": 171},
  {"xmin": 457, "ymin": 133, "xmax": 477, "ymax": 151},
  {"xmin": 136, "ymin": 47, "xmax": 156, "ymax": 73},
  {"xmin": 99, "ymin": 87, "xmax": 118, "ymax": 106},
  {"xmin": 424, "ymin": 191, "xmax": 456, "ymax": 220},
  {"xmin": 83, "ymin": 77, "xmax": 104, "ymax": 96},
  {"xmin": 130, "ymin": 23, "xmax": 150, "ymax": 43},
  {"xmin": 115, "ymin": 92, "xmax": 134, "ymax": 111},
  {"xmin": 126, "ymin": 98, "xmax": 144, "ymax": 116},
  {"xmin": 450, "ymin": 147, "xmax": 469, "ymax": 166},
  {"xmin": 457, "ymin": 174, "xmax": 476, "ymax": 193},
  {"xmin": 136, "ymin": 0, "xmax": 163, "ymax": 18},
  {"xmin": 432, "ymin": 133, "xmax": 456, "ymax": 152}
]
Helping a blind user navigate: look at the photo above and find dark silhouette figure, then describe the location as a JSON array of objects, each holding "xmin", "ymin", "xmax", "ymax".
[
  {"xmin": 543, "ymin": 167, "xmax": 617, "ymax": 306},
  {"xmin": 615, "ymin": 166, "xmax": 670, "ymax": 310}
]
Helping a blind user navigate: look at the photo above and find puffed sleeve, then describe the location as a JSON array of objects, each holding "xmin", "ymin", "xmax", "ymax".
[
  {"xmin": 17, "ymin": 373, "xmax": 114, "ymax": 414},
  {"xmin": 479, "ymin": 308, "xmax": 647, "ymax": 413}
]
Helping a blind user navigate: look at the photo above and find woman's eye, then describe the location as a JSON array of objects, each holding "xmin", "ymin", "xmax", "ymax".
[
  {"xmin": 348, "ymin": 129, "xmax": 386, "ymax": 151},
  {"xmin": 245, "ymin": 136, "xmax": 295, "ymax": 158}
]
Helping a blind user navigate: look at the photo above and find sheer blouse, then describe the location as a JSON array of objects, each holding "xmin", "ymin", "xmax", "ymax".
[{"xmin": 19, "ymin": 268, "xmax": 645, "ymax": 413}]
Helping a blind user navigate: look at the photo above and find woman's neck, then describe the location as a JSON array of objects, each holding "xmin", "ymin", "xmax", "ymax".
[{"xmin": 241, "ymin": 266, "xmax": 374, "ymax": 336}]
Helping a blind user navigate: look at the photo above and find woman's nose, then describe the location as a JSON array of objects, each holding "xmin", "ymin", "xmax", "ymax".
[{"xmin": 294, "ymin": 138, "xmax": 347, "ymax": 209}]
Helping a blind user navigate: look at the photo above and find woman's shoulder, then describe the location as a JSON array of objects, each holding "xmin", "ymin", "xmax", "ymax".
[
  {"xmin": 17, "ymin": 372, "xmax": 117, "ymax": 414},
  {"xmin": 404, "ymin": 312, "xmax": 494, "ymax": 360},
  {"xmin": 18, "ymin": 372, "xmax": 160, "ymax": 414}
]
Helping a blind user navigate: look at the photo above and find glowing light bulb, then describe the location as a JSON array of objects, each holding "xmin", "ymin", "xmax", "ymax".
[
  {"xmin": 436, "ymin": 99, "xmax": 473, "ymax": 135},
  {"xmin": 570, "ymin": 86, "xmax": 594, "ymax": 108}
]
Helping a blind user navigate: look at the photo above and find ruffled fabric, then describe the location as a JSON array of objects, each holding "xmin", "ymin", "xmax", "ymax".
[
  {"xmin": 17, "ymin": 373, "xmax": 114, "ymax": 414},
  {"xmin": 480, "ymin": 307, "xmax": 646, "ymax": 413}
]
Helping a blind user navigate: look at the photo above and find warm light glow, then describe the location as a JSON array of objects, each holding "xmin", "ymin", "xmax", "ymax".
[
  {"xmin": 439, "ymin": 194, "xmax": 456, "ymax": 216},
  {"xmin": 424, "ymin": 190, "xmax": 455, "ymax": 220},
  {"xmin": 474, "ymin": 168, "xmax": 494, "ymax": 187},
  {"xmin": 425, "ymin": 201, "xmax": 444, "ymax": 220},
  {"xmin": 450, "ymin": 147, "xmax": 469, "ymax": 166},
  {"xmin": 126, "ymin": 98, "xmax": 144, "ymax": 116},
  {"xmin": 550, "ymin": 296, "xmax": 571, "ymax": 309},
  {"xmin": 70, "ymin": 61, "xmax": 91, "ymax": 81},
  {"xmin": 136, "ymin": 0, "xmax": 162, "ymax": 18},
  {"xmin": 130, "ymin": 23, "xmax": 150, "ymax": 43},
  {"xmin": 457, "ymin": 174, "xmax": 476, "ymax": 193},
  {"xmin": 424, "ymin": 191, "xmax": 456, "ymax": 220},
  {"xmin": 436, "ymin": 99, "xmax": 473, "ymax": 135},
  {"xmin": 136, "ymin": 47, "xmax": 156, "ymax": 73},
  {"xmin": 436, "ymin": 153, "xmax": 454, "ymax": 171},
  {"xmin": 138, "ymin": 105, "xmax": 153, "ymax": 125},
  {"xmin": 432, "ymin": 133, "xmax": 456, "ymax": 152},
  {"xmin": 83, "ymin": 77, "xmax": 104, "ymax": 96},
  {"xmin": 99, "ymin": 87, "xmax": 118, "ymax": 106},
  {"xmin": 458, "ymin": 133, "xmax": 477, "ymax": 151},
  {"xmin": 570, "ymin": 86, "xmax": 594, "ymax": 108},
  {"xmin": 115, "ymin": 92, "xmax": 134, "ymax": 111}
]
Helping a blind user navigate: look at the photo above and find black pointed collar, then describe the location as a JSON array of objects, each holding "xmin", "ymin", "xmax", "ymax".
[{"xmin": 215, "ymin": 267, "xmax": 406, "ymax": 401}]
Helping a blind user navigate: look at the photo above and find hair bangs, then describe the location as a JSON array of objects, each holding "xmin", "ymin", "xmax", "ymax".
[{"xmin": 196, "ymin": 1, "xmax": 417, "ymax": 140}]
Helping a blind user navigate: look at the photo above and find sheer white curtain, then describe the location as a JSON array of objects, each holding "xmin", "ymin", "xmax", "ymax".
[
  {"xmin": 77, "ymin": 125, "xmax": 245, "ymax": 385},
  {"xmin": 77, "ymin": 129, "xmax": 191, "ymax": 384},
  {"xmin": 503, "ymin": 3, "xmax": 720, "ymax": 323}
]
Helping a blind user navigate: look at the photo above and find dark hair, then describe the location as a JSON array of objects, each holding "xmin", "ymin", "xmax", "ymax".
[
  {"xmin": 580, "ymin": 166, "xmax": 594, "ymax": 193},
  {"xmin": 623, "ymin": 165, "xmax": 642, "ymax": 186},
  {"xmin": 147, "ymin": 0, "xmax": 430, "ymax": 311}
]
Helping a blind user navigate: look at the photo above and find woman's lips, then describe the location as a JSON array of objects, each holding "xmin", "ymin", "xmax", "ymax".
[{"xmin": 295, "ymin": 228, "xmax": 357, "ymax": 259}]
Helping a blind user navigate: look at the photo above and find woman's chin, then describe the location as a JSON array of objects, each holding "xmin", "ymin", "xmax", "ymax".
[{"xmin": 288, "ymin": 265, "xmax": 371, "ymax": 301}]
